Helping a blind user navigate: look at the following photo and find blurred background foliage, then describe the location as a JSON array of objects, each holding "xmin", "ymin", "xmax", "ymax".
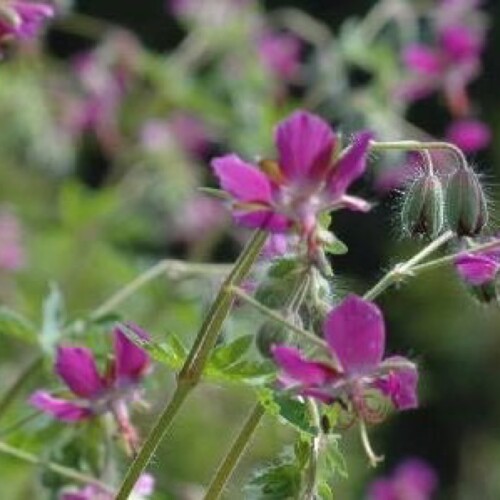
[{"xmin": 1, "ymin": 0, "xmax": 500, "ymax": 498}]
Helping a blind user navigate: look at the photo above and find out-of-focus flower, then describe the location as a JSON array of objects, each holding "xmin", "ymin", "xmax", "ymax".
[
  {"xmin": 212, "ymin": 110, "xmax": 372, "ymax": 252},
  {"xmin": 141, "ymin": 114, "xmax": 211, "ymax": 157},
  {"xmin": 257, "ymin": 30, "xmax": 302, "ymax": 81},
  {"xmin": 0, "ymin": 0, "xmax": 54, "ymax": 45},
  {"xmin": 30, "ymin": 325, "xmax": 150, "ymax": 452},
  {"xmin": 367, "ymin": 458, "xmax": 437, "ymax": 500},
  {"xmin": 445, "ymin": 118, "xmax": 491, "ymax": 152},
  {"xmin": 0, "ymin": 210, "xmax": 25, "ymax": 271},
  {"xmin": 173, "ymin": 195, "xmax": 227, "ymax": 243},
  {"xmin": 60, "ymin": 473, "xmax": 154, "ymax": 500},
  {"xmin": 63, "ymin": 32, "xmax": 140, "ymax": 154},
  {"xmin": 398, "ymin": 23, "xmax": 484, "ymax": 115},
  {"xmin": 272, "ymin": 295, "xmax": 418, "ymax": 421}
]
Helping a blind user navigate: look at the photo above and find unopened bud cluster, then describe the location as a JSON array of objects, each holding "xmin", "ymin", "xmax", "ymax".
[{"xmin": 401, "ymin": 163, "xmax": 488, "ymax": 239}]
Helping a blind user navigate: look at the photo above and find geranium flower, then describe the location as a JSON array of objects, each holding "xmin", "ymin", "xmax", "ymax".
[
  {"xmin": 30, "ymin": 324, "xmax": 150, "ymax": 453},
  {"xmin": 271, "ymin": 295, "xmax": 418, "ymax": 421},
  {"xmin": 367, "ymin": 458, "xmax": 437, "ymax": 500},
  {"xmin": 212, "ymin": 110, "xmax": 372, "ymax": 249},
  {"xmin": 0, "ymin": 0, "xmax": 54, "ymax": 44},
  {"xmin": 455, "ymin": 252, "xmax": 500, "ymax": 286}
]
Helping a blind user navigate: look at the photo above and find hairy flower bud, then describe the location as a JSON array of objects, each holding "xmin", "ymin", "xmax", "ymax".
[
  {"xmin": 256, "ymin": 321, "xmax": 289, "ymax": 358},
  {"xmin": 446, "ymin": 167, "xmax": 488, "ymax": 236},
  {"xmin": 401, "ymin": 174, "xmax": 445, "ymax": 238}
]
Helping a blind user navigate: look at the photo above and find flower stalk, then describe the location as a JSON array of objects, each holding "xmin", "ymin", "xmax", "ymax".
[{"xmin": 115, "ymin": 230, "xmax": 267, "ymax": 500}]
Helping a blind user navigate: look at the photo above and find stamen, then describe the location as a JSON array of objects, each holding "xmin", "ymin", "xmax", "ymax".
[{"xmin": 359, "ymin": 419, "xmax": 384, "ymax": 468}]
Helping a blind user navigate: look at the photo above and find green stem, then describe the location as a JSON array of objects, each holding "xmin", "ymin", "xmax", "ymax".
[
  {"xmin": 410, "ymin": 238, "xmax": 500, "ymax": 275},
  {"xmin": 115, "ymin": 231, "xmax": 267, "ymax": 500},
  {"xmin": 89, "ymin": 260, "xmax": 230, "ymax": 322},
  {"xmin": 303, "ymin": 399, "xmax": 321, "ymax": 500},
  {"xmin": 229, "ymin": 286, "xmax": 328, "ymax": 352},
  {"xmin": 370, "ymin": 140, "xmax": 468, "ymax": 170},
  {"xmin": 0, "ymin": 357, "xmax": 43, "ymax": 423},
  {"xmin": 0, "ymin": 441, "xmax": 113, "ymax": 492},
  {"xmin": 363, "ymin": 230, "xmax": 454, "ymax": 301},
  {"xmin": 204, "ymin": 403, "xmax": 265, "ymax": 500}
]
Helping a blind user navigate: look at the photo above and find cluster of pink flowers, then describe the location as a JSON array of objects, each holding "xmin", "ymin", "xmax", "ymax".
[
  {"xmin": 0, "ymin": 210, "xmax": 26, "ymax": 271},
  {"xmin": 0, "ymin": 0, "xmax": 53, "ymax": 46},
  {"xmin": 398, "ymin": 0, "xmax": 490, "ymax": 153}
]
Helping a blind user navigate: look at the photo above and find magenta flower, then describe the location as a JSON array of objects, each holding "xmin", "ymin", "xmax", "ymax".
[
  {"xmin": 445, "ymin": 118, "xmax": 491, "ymax": 153},
  {"xmin": 0, "ymin": 0, "xmax": 54, "ymax": 43},
  {"xmin": 455, "ymin": 252, "xmax": 500, "ymax": 286},
  {"xmin": 398, "ymin": 23, "xmax": 484, "ymax": 115},
  {"xmin": 30, "ymin": 325, "xmax": 150, "ymax": 451},
  {"xmin": 367, "ymin": 458, "xmax": 438, "ymax": 500},
  {"xmin": 257, "ymin": 31, "xmax": 302, "ymax": 81},
  {"xmin": 60, "ymin": 473, "xmax": 154, "ymax": 500},
  {"xmin": 272, "ymin": 295, "xmax": 418, "ymax": 421},
  {"xmin": 0, "ymin": 210, "xmax": 25, "ymax": 271},
  {"xmin": 212, "ymin": 111, "xmax": 372, "ymax": 247}
]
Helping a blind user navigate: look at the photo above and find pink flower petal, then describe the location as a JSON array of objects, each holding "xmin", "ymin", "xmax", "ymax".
[
  {"xmin": 114, "ymin": 324, "xmax": 150, "ymax": 382},
  {"xmin": 326, "ymin": 132, "xmax": 373, "ymax": 200},
  {"xmin": 377, "ymin": 357, "xmax": 419, "ymax": 410},
  {"xmin": 55, "ymin": 346, "xmax": 104, "ymax": 399},
  {"xmin": 212, "ymin": 154, "xmax": 273, "ymax": 203},
  {"xmin": 234, "ymin": 210, "xmax": 292, "ymax": 232},
  {"xmin": 403, "ymin": 44, "xmax": 443, "ymax": 75},
  {"xmin": 324, "ymin": 295, "xmax": 385, "ymax": 373},
  {"xmin": 271, "ymin": 345, "xmax": 339, "ymax": 386},
  {"xmin": 440, "ymin": 25, "xmax": 483, "ymax": 61},
  {"xmin": 455, "ymin": 253, "xmax": 500, "ymax": 285},
  {"xmin": 275, "ymin": 110, "xmax": 336, "ymax": 181},
  {"xmin": 446, "ymin": 119, "xmax": 491, "ymax": 153},
  {"xmin": 29, "ymin": 390, "xmax": 92, "ymax": 422}
]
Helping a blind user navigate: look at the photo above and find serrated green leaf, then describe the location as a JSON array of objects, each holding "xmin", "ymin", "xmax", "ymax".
[
  {"xmin": 257, "ymin": 388, "xmax": 317, "ymax": 436},
  {"xmin": 267, "ymin": 258, "xmax": 301, "ymax": 279},
  {"xmin": 246, "ymin": 461, "xmax": 302, "ymax": 500},
  {"xmin": 324, "ymin": 435, "xmax": 348, "ymax": 479},
  {"xmin": 0, "ymin": 306, "xmax": 37, "ymax": 343},
  {"xmin": 41, "ymin": 283, "xmax": 65, "ymax": 354}
]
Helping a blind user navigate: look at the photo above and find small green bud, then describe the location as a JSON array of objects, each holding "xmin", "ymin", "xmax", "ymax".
[
  {"xmin": 446, "ymin": 167, "xmax": 488, "ymax": 236},
  {"xmin": 256, "ymin": 321, "xmax": 288, "ymax": 358},
  {"xmin": 401, "ymin": 174, "xmax": 445, "ymax": 238}
]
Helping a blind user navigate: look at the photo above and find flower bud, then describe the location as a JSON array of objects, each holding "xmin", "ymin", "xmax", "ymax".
[
  {"xmin": 446, "ymin": 167, "xmax": 488, "ymax": 236},
  {"xmin": 401, "ymin": 174, "xmax": 445, "ymax": 238},
  {"xmin": 256, "ymin": 321, "xmax": 288, "ymax": 358}
]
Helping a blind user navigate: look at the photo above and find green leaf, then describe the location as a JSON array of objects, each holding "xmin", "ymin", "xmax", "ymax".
[
  {"xmin": 324, "ymin": 236, "xmax": 348, "ymax": 256},
  {"xmin": 41, "ymin": 283, "xmax": 65, "ymax": 354},
  {"xmin": 210, "ymin": 335, "xmax": 253, "ymax": 369},
  {"xmin": 246, "ymin": 461, "xmax": 302, "ymax": 500},
  {"xmin": 317, "ymin": 481, "xmax": 334, "ymax": 500},
  {"xmin": 323, "ymin": 435, "xmax": 348, "ymax": 479},
  {"xmin": 267, "ymin": 258, "xmax": 301, "ymax": 279},
  {"xmin": 258, "ymin": 388, "xmax": 317, "ymax": 436},
  {"xmin": 0, "ymin": 306, "xmax": 37, "ymax": 343}
]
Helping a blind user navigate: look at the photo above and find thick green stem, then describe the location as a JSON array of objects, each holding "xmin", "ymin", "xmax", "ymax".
[
  {"xmin": 204, "ymin": 403, "xmax": 265, "ymax": 500},
  {"xmin": 363, "ymin": 230, "xmax": 454, "ymax": 301},
  {"xmin": 115, "ymin": 231, "xmax": 267, "ymax": 500},
  {"xmin": 0, "ymin": 441, "xmax": 112, "ymax": 492}
]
